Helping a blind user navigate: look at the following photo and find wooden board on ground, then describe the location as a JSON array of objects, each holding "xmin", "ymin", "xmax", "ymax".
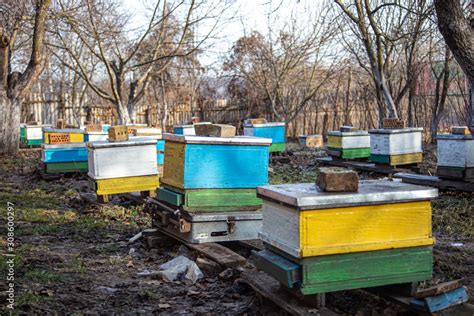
[
  {"xmin": 317, "ymin": 157, "xmax": 417, "ymax": 175},
  {"xmin": 394, "ymin": 173, "xmax": 474, "ymax": 192},
  {"xmin": 239, "ymin": 270, "xmax": 338, "ymax": 316},
  {"xmin": 185, "ymin": 242, "xmax": 247, "ymax": 268}
]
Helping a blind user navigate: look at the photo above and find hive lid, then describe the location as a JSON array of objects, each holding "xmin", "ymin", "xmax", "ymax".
[
  {"xmin": 87, "ymin": 138, "xmax": 157, "ymax": 148},
  {"xmin": 42, "ymin": 143, "xmax": 87, "ymax": 149},
  {"xmin": 86, "ymin": 132, "xmax": 108, "ymax": 135},
  {"xmin": 243, "ymin": 122, "xmax": 285, "ymax": 128},
  {"xmin": 129, "ymin": 135, "xmax": 163, "ymax": 140},
  {"xmin": 369, "ymin": 127, "xmax": 423, "ymax": 134},
  {"xmin": 436, "ymin": 134, "xmax": 474, "ymax": 140},
  {"xmin": 257, "ymin": 180, "xmax": 438, "ymax": 209},
  {"xmin": 163, "ymin": 133, "xmax": 272, "ymax": 145},
  {"xmin": 326, "ymin": 130, "xmax": 369, "ymax": 137},
  {"xmin": 42, "ymin": 127, "xmax": 85, "ymax": 134}
]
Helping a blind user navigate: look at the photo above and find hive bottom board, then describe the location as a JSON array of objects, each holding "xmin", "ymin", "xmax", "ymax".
[
  {"xmin": 327, "ymin": 147, "xmax": 370, "ymax": 159},
  {"xmin": 437, "ymin": 166, "xmax": 474, "ymax": 181},
  {"xmin": 150, "ymin": 204, "xmax": 262, "ymax": 243},
  {"xmin": 270, "ymin": 143, "xmax": 285, "ymax": 153},
  {"xmin": 254, "ymin": 246, "xmax": 433, "ymax": 295},
  {"xmin": 370, "ymin": 153, "xmax": 422, "ymax": 166},
  {"xmin": 157, "ymin": 186, "xmax": 262, "ymax": 212},
  {"xmin": 45, "ymin": 161, "xmax": 88, "ymax": 173},
  {"xmin": 90, "ymin": 175, "xmax": 159, "ymax": 195}
]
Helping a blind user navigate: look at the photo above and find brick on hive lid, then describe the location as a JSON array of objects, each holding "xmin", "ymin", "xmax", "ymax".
[
  {"xmin": 316, "ymin": 167, "xmax": 359, "ymax": 192},
  {"xmin": 383, "ymin": 118, "xmax": 406, "ymax": 129},
  {"xmin": 194, "ymin": 123, "xmax": 236, "ymax": 138},
  {"xmin": 451, "ymin": 126, "xmax": 470, "ymax": 135},
  {"xmin": 340, "ymin": 126, "xmax": 356, "ymax": 132},
  {"xmin": 85, "ymin": 124, "xmax": 103, "ymax": 133},
  {"xmin": 108, "ymin": 125, "xmax": 129, "ymax": 142},
  {"xmin": 56, "ymin": 119, "xmax": 65, "ymax": 129}
]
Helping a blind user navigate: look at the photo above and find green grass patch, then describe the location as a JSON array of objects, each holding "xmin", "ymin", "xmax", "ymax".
[{"xmin": 23, "ymin": 269, "xmax": 63, "ymax": 283}]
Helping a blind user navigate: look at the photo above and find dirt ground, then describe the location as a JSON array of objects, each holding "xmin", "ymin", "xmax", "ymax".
[{"xmin": 0, "ymin": 144, "xmax": 472, "ymax": 315}]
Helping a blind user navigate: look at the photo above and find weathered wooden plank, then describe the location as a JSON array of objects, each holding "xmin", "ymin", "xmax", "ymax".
[
  {"xmin": 394, "ymin": 173, "xmax": 474, "ymax": 192},
  {"xmin": 410, "ymin": 286, "xmax": 468, "ymax": 313},
  {"xmin": 414, "ymin": 279, "xmax": 464, "ymax": 298},
  {"xmin": 186, "ymin": 242, "xmax": 246, "ymax": 268},
  {"xmin": 260, "ymin": 200, "xmax": 434, "ymax": 258},
  {"xmin": 240, "ymin": 270, "xmax": 338, "ymax": 316}
]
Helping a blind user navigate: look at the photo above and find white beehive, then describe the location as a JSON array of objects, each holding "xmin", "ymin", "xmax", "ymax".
[{"xmin": 369, "ymin": 128, "xmax": 423, "ymax": 155}]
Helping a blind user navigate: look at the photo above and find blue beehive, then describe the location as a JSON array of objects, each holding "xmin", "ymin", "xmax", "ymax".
[{"xmin": 243, "ymin": 121, "xmax": 285, "ymax": 153}]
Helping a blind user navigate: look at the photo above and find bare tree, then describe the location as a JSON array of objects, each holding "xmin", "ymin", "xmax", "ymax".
[
  {"xmin": 0, "ymin": 0, "xmax": 51, "ymax": 154},
  {"xmin": 434, "ymin": 0, "xmax": 474, "ymax": 132},
  {"xmin": 50, "ymin": 0, "xmax": 228, "ymax": 124}
]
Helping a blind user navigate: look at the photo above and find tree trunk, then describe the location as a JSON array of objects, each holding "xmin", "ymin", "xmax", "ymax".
[
  {"xmin": 0, "ymin": 93, "xmax": 21, "ymax": 154},
  {"xmin": 116, "ymin": 100, "xmax": 131, "ymax": 124}
]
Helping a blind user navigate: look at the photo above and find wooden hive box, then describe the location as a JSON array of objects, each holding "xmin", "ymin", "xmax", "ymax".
[
  {"xmin": 255, "ymin": 180, "xmax": 437, "ymax": 295},
  {"xmin": 161, "ymin": 134, "xmax": 271, "ymax": 190},
  {"xmin": 326, "ymin": 130, "xmax": 370, "ymax": 159},
  {"xmin": 101, "ymin": 124, "xmax": 111, "ymax": 133},
  {"xmin": 41, "ymin": 143, "xmax": 89, "ymax": 173},
  {"xmin": 298, "ymin": 135, "xmax": 323, "ymax": 148},
  {"xmin": 243, "ymin": 122, "xmax": 285, "ymax": 153},
  {"xmin": 87, "ymin": 138, "xmax": 158, "ymax": 180},
  {"xmin": 43, "ymin": 127, "xmax": 85, "ymax": 144},
  {"xmin": 130, "ymin": 135, "xmax": 165, "ymax": 167},
  {"xmin": 126, "ymin": 124, "xmax": 147, "ymax": 134},
  {"xmin": 254, "ymin": 246, "xmax": 433, "ymax": 295},
  {"xmin": 257, "ymin": 180, "xmax": 437, "ymax": 258},
  {"xmin": 20, "ymin": 124, "xmax": 26, "ymax": 143},
  {"xmin": 132, "ymin": 127, "xmax": 162, "ymax": 136},
  {"xmin": 369, "ymin": 127, "xmax": 422, "ymax": 154},
  {"xmin": 85, "ymin": 132, "xmax": 108, "ymax": 142},
  {"xmin": 436, "ymin": 134, "xmax": 474, "ymax": 181},
  {"xmin": 24, "ymin": 124, "xmax": 49, "ymax": 146}
]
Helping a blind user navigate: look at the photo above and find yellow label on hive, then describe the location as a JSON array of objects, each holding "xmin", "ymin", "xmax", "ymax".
[
  {"xmin": 95, "ymin": 175, "xmax": 159, "ymax": 195},
  {"xmin": 327, "ymin": 136, "xmax": 343, "ymax": 148},
  {"xmin": 44, "ymin": 132, "xmax": 84, "ymax": 144},
  {"xmin": 390, "ymin": 152, "xmax": 423, "ymax": 166},
  {"xmin": 299, "ymin": 201, "xmax": 434, "ymax": 257}
]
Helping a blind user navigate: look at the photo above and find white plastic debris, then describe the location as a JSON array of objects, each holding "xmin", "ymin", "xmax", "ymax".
[
  {"xmin": 159, "ymin": 255, "xmax": 204, "ymax": 283},
  {"xmin": 450, "ymin": 242, "xmax": 464, "ymax": 247}
]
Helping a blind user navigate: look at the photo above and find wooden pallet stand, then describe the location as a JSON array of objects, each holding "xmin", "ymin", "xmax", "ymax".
[{"xmin": 316, "ymin": 156, "xmax": 419, "ymax": 175}]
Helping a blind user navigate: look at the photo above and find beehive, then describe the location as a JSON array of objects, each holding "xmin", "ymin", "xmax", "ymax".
[
  {"xmin": 326, "ymin": 130, "xmax": 370, "ymax": 159},
  {"xmin": 43, "ymin": 128, "xmax": 84, "ymax": 144},
  {"xmin": 24, "ymin": 124, "xmax": 51, "ymax": 146},
  {"xmin": 243, "ymin": 122, "xmax": 285, "ymax": 153},
  {"xmin": 84, "ymin": 132, "xmax": 108, "ymax": 142},
  {"xmin": 87, "ymin": 138, "xmax": 159, "ymax": 197},
  {"xmin": 42, "ymin": 143, "xmax": 88, "ymax": 173},
  {"xmin": 436, "ymin": 134, "xmax": 474, "ymax": 181},
  {"xmin": 161, "ymin": 134, "xmax": 271, "ymax": 190},
  {"xmin": 298, "ymin": 135, "xmax": 323, "ymax": 148},
  {"xmin": 126, "ymin": 123, "xmax": 147, "ymax": 134},
  {"xmin": 369, "ymin": 128, "xmax": 423, "ymax": 165},
  {"xmin": 129, "ymin": 135, "xmax": 165, "ymax": 172},
  {"xmin": 255, "ymin": 180, "xmax": 437, "ymax": 295}
]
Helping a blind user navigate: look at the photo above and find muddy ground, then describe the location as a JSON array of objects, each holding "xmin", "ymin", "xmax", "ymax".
[{"xmin": 0, "ymin": 144, "xmax": 472, "ymax": 315}]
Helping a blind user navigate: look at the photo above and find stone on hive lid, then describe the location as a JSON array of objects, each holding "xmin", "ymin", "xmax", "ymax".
[
  {"xmin": 108, "ymin": 125, "xmax": 129, "ymax": 142},
  {"xmin": 451, "ymin": 126, "xmax": 470, "ymax": 135},
  {"xmin": 316, "ymin": 167, "xmax": 359, "ymax": 192},
  {"xmin": 194, "ymin": 124, "xmax": 236, "ymax": 138}
]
